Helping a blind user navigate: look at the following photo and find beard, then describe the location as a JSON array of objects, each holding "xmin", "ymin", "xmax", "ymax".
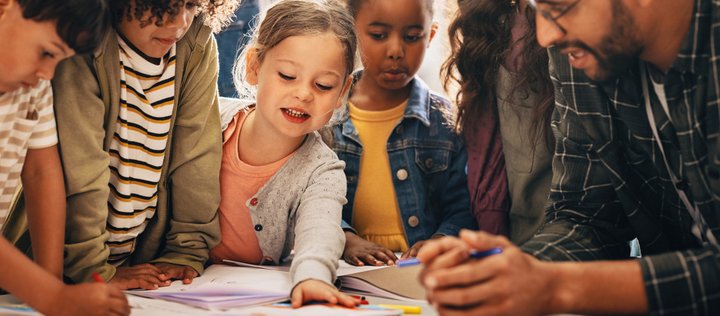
[{"xmin": 557, "ymin": 0, "xmax": 643, "ymax": 83}]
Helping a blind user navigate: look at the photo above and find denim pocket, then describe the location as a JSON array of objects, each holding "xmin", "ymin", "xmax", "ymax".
[{"xmin": 415, "ymin": 148, "xmax": 450, "ymax": 174}]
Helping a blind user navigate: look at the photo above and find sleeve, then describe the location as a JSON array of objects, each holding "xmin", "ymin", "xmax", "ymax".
[
  {"xmin": 149, "ymin": 34, "xmax": 222, "ymax": 274},
  {"xmin": 519, "ymin": 49, "xmax": 632, "ymax": 261},
  {"xmin": 290, "ymin": 157, "xmax": 347, "ymax": 287},
  {"xmin": 52, "ymin": 56, "xmax": 116, "ymax": 282},
  {"xmin": 433, "ymin": 121, "xmax": 478, "ymax": 237},
  {"xmin": 465, "ymin": 107, "xmax": 510, "ymax": 235},
  {"xmin": 27, "ymin": 81, "xmax": 58, "ymax": 149}
]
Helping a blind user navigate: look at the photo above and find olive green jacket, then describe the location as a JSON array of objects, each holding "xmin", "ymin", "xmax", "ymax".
[{"xmin": 51, "ymin": 19, "xmax": 222, "ymax": 283}]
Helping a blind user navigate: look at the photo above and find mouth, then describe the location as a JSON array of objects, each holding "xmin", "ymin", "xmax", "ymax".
[
  {"xmin": 154, "ymin": 37, "xmax": 178, "ymax": 46},
  {"xmin": 381, "ymin": 67, "xmax": 408, "ymax": 81},
  {"xmin": 281, "ymin": 108, "xmax": 311, "ymax": 123}
]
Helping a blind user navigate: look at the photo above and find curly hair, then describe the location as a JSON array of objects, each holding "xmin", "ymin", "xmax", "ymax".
[
  {"xmin": 110, "ymin": 0, "xmax": 240, "ymax": 33},
  {"xmin": 346, "ymin": 0, "xmax": 434, "ymax": 17},
  {"xmin": 442, "ymin": 0, "xmax": 553, "ymax": 148}
]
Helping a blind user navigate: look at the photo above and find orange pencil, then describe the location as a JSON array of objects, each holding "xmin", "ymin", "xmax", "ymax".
[{"xmin": 91, "ymin": 272, "xmax": 105, "ymax": 283}]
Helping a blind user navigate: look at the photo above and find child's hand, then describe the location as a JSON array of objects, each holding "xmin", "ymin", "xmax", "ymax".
[
  {"xmin": 109, "ymin": 264, "xmax": 171, "ymax": 290},
  {"xmin": 401, "ymin": 235, "xmax": 443, "ymax": 259},
  {"xmin": 343, "ymin": 232, "xmax": 397, "ymax": 266},
  {"xmin": 290, "ymin": 279, "xmax": 359, "ymax": 308},
  {"xmin": 48, "ymin": 283, "xmax": 130, "ymax": 316},
  {"xmin": 155, "ymin": 263, "xmax": 199, "ymax": 284}
]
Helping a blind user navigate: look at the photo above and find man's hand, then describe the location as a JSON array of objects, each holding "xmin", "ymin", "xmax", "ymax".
[
  {"xmin": 343, "ymin": 231, "xmax": 397, "ymax": 266},
  {"xmin": 418, "ymin": 230, "xmax": 556, "ymax": 316}
]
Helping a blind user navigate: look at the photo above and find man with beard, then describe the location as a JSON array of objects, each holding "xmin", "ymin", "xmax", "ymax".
[{"xmin": 415, "ymin": 0, "xmax": 720, "ymax": 315}]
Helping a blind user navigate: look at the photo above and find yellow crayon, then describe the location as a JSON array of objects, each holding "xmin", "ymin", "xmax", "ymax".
[{"xmin": 376, "ymin": 304, "xmax": 422, "ymax": 314}]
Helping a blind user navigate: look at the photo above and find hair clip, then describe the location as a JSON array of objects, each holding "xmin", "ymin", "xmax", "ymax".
[{"xmin": 510, "ymin": 0, "xmax": 520, "ymax": 13}]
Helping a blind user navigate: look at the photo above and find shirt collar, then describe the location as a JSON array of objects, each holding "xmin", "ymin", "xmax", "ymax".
[{"xmin": 669, "ymin": 0, "xmax": 711, "ymax": 76}]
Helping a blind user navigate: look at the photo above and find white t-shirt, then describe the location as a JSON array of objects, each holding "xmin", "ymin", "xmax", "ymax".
[{"xmin": 0, "ymin": 80, "xmax": 58, "ymax": 229}]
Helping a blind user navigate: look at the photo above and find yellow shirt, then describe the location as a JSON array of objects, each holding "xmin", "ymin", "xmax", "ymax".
[{"xmin": 349, "ymin": 100, "xmax": 409, "ymax": 251}]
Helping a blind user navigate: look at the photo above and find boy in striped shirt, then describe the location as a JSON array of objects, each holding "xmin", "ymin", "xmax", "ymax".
[{"xmin": 0, "ymin": 0, "xmax": 129, "ymax": 314}]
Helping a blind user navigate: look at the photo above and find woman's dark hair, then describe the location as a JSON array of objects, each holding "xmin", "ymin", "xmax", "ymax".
[
  {"xmin": 110, "ymin": 0, "xmax": 240, "ymax": 33},
  {"xmin": 442, "ymin": 0, "xmax": 553, "ymax": 147},
  {"xmin": 346, "ymin": 0, "xmax": 434, "ymax": 18},
  {"xmin": 18, "ymin": 0, "xmax": 110, "ymax": 54}
]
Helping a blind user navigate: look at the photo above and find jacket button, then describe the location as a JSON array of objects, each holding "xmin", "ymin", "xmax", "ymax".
[
  {"xmin": 254, "ymin": 224, "xmax": 263, "ymax": 231},
  {"xmin": 396, "ymin": 168, "xmax": 408, "ymax": 181},
  {"xmin": 347, "ymin": 175, "xmax": 357, "ymax": 183},
  {"xmin": 408, "ymin": 215, "xmax": 420, "ymax": 227},
  {"xmin": 250, "ymin": 198, "xmax": 258, "ymax": 206},
  {"xmin": 425, "ymin": 158, "xmax": 433, "ymax": 168}
]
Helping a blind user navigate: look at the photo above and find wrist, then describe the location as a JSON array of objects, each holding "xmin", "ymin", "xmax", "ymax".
[{"xmin": 542, "ymin": 261, "xmax": 582, "ymax": 315}]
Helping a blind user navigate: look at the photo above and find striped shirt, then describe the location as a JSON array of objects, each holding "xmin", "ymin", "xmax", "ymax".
[
  {"xmin": 0, "ymin": 81, "xmax": 57, "ymax": 230},
  {"xmin": 521, "ymin": 0, "xmax": 720, "ymax": 314},
  {"xmin": 106, "ymin": 35, "xmax": 176, "ymax": 265}
]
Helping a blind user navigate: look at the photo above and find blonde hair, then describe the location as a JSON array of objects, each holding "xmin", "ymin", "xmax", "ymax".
[{"xmin": 232, "ymin": 0, "xmax": 357, "ymax": 100}]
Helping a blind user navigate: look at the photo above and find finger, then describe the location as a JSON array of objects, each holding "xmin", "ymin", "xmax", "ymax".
[
  {"xmin": 291, "ymin": 287, "xmax": 303, "ymax": 308},
  {"xmin": 361, "ymin": 254, "xmax": 383, "ymax": 266},
  {"xmin": 417, "ymin": 236, "xmax": 467, "ymax": 264},
  {"xmin": 436, "ymin": 301, "xmax": 507, "ymax": 316},
  {"xmin": 108, "ymin": 286, "xmax": 127, "ymax": 300},
  {"xmin": 322, "ymin": 289, "xmax": 338, "ymax": 305},
  {"xmin": 425, "ymin": 255, "xmax": 503, "ymax": 290},
  {"xmin": 383, "ymin": 248, "xmax": 398, "ymax": 264},
  {"xmin": 371, "ymin": 250, "xmax": 394, "ymax": 265},
  {"xmin": 400, "ymin": 249, "xmax": 411, "ymax": 259},
  {"xmin": 136, "ymin": 264, "xmax": 163, "ymax": 275},
  {"xmin": 109, "ymin": 296, "xmax": 131, "ymax": 316},
  {"xmin": 423, "ymin": 244, "xmax": 470, "ymax": 273},
  {"xmin": 428, "ymin": 277, "xmax": 498, "ymax": 308},
  {"xmin": 335, "ymin": 292, "xmax": 358, "ymax": 308},
  {"xmin": 459, "ymin": 230, "xmax": 513, "ymax": 249},
  {"xmin": 182, "ymin": 268, "xmax": 198, "ymax": 284}
]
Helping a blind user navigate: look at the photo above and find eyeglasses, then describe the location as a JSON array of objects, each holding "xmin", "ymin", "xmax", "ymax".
[{"xmin": 526, "ymin": 0, "xmax": 581, "ymax": 35}]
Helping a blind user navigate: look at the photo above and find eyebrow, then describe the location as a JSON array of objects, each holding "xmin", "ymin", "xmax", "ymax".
[{"xmin": 368, "ymin": 22, "xmax": 425, "ymax": 30}]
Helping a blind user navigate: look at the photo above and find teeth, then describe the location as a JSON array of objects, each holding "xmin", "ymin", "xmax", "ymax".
[{"xmin": 285, "ymin": 108, "xmax": 308, "ymax": 118}]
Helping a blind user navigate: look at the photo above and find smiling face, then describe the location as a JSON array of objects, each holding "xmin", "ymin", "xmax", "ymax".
[
  {"xmin": 116, "ymin": 0, "xmax": 198, "ymax": 58},
  {"xmin": 535, "ymin": 0, "xmax": 642, "ymax": 82},
  {"xmin": 247, "ymin": 32, "xmax": 352, "ymax": 140},
  {"xmin": 0, "ymin": 0, "xmax": 74, "ymax": 93},
  {"xmin": 353, "ymin": 0, "xmax": 436, "ymax": 92}
]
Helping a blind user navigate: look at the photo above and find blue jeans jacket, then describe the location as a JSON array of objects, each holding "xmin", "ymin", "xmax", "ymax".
[{"xmin": 333, "ymin": 76, "xmax": 477, "ymax": 247}]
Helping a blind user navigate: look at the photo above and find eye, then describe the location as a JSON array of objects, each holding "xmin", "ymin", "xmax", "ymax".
[
  {"xmin": 404, "ymin": 34, "xmax": 422, "ymax": 42},
  {"xmin": 369, "ymin": 32, "xmax": 386, "ymax": 40},
  {"xmin": 41, "ymin": 50, "xmax": 55, "ymax": 59},
  {"xmin": 316, "ymin": 83, "xmax": 333, "ymax": 91},
  {"xmin": 278, "ymin": 72, "xmax": 296, "ymax": 81}
]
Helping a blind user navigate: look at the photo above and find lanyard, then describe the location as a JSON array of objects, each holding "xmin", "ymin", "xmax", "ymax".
[{"xmin": 640, "ymin": 63, "xmax": 717, "ymax": 246}]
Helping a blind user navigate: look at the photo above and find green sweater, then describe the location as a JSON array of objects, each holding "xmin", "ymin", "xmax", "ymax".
[{"xmin": 52, "ymin": 19, "xmax": 222, "ymax": 282}]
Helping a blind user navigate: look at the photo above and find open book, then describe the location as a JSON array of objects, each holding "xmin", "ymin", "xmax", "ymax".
[{"xmin": 224, "ymin": 260, "xmax": 427, "ymax": 302}]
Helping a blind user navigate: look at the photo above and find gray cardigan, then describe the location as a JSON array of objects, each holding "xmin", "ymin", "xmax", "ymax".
[{"xmin": 220, "ymin": 99, "xmax": 347, "ymax": 287}]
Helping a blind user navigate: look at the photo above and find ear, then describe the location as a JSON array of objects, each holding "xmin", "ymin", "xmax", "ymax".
[
  {"xmin": 245, "ymin": 47, "xmax": 260, "ymax": 85},
  {"xmin": 426, "ymin": 22, "xmax": 439, "ymax": 48},
  {"xmin": 336, "ymin": 75, "xmax": 353, "ymax": 109}
]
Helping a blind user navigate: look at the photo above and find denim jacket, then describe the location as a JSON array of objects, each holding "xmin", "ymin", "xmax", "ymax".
[{"xmin": 333, "ymin": 76, "xmax": 477, "ymax": 246}]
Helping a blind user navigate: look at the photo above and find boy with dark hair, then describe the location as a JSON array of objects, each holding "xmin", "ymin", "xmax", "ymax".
[
  {"xmin": 0, "ymin": 0, "xmax": 129, "ymax": 314},
  {"xmin": 53, "ymin": 0, "xmax": 239, "ymax": 289}
]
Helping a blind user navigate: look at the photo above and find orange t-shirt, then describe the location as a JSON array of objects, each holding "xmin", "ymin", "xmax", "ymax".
[{"xmin": 210, "ymin": 109, "xmax": 293, "ymax": 264}]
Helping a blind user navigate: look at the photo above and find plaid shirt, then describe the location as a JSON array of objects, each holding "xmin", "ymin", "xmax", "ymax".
[{"xmin": 521, "ymin": 0, "xmax": 720, "ymax": 314}]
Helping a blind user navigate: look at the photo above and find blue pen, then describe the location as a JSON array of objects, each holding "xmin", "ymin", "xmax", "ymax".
[{"xmin": 396, "ymin": 247, "xmax": 503, "ymax": 268}]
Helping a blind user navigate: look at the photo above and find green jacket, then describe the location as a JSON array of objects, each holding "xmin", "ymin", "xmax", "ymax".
[{"xmin": 52, "ymin": 19, "xmax": 222, "ymax": 283}]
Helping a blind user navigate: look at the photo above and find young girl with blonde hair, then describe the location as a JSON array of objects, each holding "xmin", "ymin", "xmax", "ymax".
[{"xmin": 210, "ymin": 0, "xmax": 358, "ymax": 307}]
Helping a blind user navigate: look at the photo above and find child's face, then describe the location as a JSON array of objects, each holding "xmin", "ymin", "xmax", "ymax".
[
  {"xmin": 117, "ymin": 0, "xmax": 198, "ymax": 58},
  {"xmin": 246, "ymin": 33, "xmax": 352, "ymax": 139},
  {"xmin": 354, "ymin": 0, "xmax": 436, "ymax": 91},
  {"xmin": 0, "ymin": 0, "xmax": 74, "ymax": 93}
]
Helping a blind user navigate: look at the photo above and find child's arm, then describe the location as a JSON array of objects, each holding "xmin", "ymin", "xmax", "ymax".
[
  {"xmin": 21, "ymin": 146, "xmax": 65, "ymax": 278},
  {"xmin": 289, "ymin": 155, "xmax": 348, "ymax": 305},
  {"xmin": 0, "ymin": 237, "xmax": 130, "ymax": 316},
  {"xmin": 151, "ymin": 27, "xmax": 222, "ymax": 278}
]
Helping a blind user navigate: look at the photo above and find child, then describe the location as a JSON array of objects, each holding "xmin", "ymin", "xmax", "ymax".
[
  {"xmin": 51, "ymin": 0, "xmax": 239, "ymax": 289},
  {"xmin": 0, "ymin": 0, "xmax": 129, "ymax": 314},
  {"xmin": 335, "ymin": 0, "xmax": 477, "ymax": 266},
  {"xmin": 209, "ymin": 0, "xmax": 358, "ymax": 308}
]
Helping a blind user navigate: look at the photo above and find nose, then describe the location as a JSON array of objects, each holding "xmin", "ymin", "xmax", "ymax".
[
  {"xmin": 294, "ymin": 84, "xmax": 314, "ymax": 102},
  {"xmin": 386, "ymin": 35, "xmax": 404, "ymax": 60},
  {"xmin": 35, "ymin": 60, "xmax": 58, "ymax": 82},
  {"xmin": 535, "ymin": 14, "xmax": 564, "ymax": 48}
]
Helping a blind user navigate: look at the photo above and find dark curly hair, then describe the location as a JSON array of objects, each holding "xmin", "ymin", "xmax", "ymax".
[
  {"xmin": 443, "ymin": 0, "xmax": 553, "ymax": 148},
  {"xmin": 110, "ymin": 0, "xmax": 240, "ymax": 33},
  {"xmin": 346, "ymin": 0, "xmax": 434, "ymax": 17}
]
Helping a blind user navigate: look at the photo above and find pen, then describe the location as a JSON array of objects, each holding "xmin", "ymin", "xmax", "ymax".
[
  {"xmin": 91, "ymin": 272, "xmax": 105, "ymax": 283},
  {"xmin": 396, "ymin": 247, "xmax": 503, "ymax": 268},
  {"xmin": 376, "ymin": 304, "xmax": 422, "ymax": 314}
]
